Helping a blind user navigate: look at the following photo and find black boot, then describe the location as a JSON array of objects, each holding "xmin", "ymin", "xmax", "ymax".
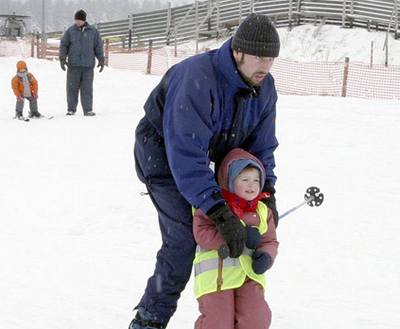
[
  {"xmin": 84, "ymin": 111, "xmax": 96, "ymax": 116},
  {"xmin": 128, "ymin": 308, "xmax": 166, "ymax": 329},
  {"xmin": 29, "ymin": 111, "xmax": 42, "ymax": 118}
]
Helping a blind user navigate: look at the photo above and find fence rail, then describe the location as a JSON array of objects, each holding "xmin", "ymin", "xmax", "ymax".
[
  {"xmin": 35, "ymin": 0, "xmax": 400, "ymax": 101},
  {"xmin": 94, "ymin": 0, "xmax": 399, "ymax": 50}
]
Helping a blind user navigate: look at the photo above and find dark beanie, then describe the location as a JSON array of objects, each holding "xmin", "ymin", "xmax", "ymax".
[
  {"xmin": 74, "ymin": 9, "xmax": 87, "ymax": 21},
  {"xmin": 232, "ymin": 13, "xmax": 280, "ymax": 58}
]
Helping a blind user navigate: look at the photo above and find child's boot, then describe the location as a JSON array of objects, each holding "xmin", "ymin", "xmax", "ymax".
[
  {"xmin": 29, "ymin": 110, "xmax": 42, "ymax": 118},
  {"xmin": 15, "ymin": 110, "xmax": 23, "ymax": 119}
]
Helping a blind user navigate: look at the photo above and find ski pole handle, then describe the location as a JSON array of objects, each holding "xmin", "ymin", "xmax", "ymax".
[{"xmin": 218, "ymin": 244, "xmax": 230, "ymax": 259}]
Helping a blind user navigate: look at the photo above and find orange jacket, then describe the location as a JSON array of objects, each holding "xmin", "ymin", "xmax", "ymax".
[{"xmin": 11, "ymin": 73, "xmax": 38, "ymax": 97}]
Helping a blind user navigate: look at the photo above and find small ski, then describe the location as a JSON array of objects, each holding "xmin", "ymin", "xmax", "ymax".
[
  {"xmin": 14, "ymin": 116, "xmax": 30, "ymax": 122},
  {"xmin": 29, "ymin": 115, "xmax": 54, "ymax": 120}
]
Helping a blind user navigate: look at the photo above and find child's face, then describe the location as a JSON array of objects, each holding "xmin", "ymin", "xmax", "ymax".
[{"xmin": 233, "ymin": 167, "xmax": 260, "ymax": 201}]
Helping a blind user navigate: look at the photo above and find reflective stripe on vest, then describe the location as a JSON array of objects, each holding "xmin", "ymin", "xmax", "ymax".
[
  {"xmin": 194, "ymin": 246, "xmax": 252, "ymax": 277},
  {"xmin": 194, "ymin": 201, "xmax": 268, "ymax": 298}
]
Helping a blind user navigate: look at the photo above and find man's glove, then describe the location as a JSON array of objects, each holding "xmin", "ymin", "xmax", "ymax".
[
  {"xmin": 60, "ymin": 58, "xmax": 67, "ymax": 71},
  {"xmin": 261, "ymin": 185, "xmax": 279, "ymax": 228},
  {"xmin": 252, "ymin": 250, "xmax": 273, "ymax": 274},
  {"xmin": 97, "ymin": 61, "xmax": 104, "ymax": 73},
  {"xmin": 245, "ymin": 226, "xmax": 261, "ymax": 250},
  {"xmin": 207, "ymin": 203, "xmax": 246, "ymax": 258}
]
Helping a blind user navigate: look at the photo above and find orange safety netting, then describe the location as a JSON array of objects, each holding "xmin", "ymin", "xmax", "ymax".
[{"xmin": 108, "ymin": 48, "xmax": 400, "ymax": 100}]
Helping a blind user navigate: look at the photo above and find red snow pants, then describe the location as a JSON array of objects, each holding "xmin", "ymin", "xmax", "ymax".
[{"xmin": 195, "ymin": 279, "xmax": 271, "ymax": 329}]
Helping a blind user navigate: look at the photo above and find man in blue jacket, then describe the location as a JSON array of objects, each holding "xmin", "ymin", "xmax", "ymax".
[
  {"xmin": 130, "ymin": 13, "xmax": 280, "ymax": 329},
  {"xmin": 59, "ymin": 9, "xmax": 104, "ymax": 116}
]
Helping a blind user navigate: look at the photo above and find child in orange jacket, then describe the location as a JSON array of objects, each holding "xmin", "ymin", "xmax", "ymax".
[
  {"xmin": 11, "ymin": 61, "xmax": 42, "ymax": 119},
  {"xmin": 193, "ymin": 148, "xmax": 279, "ymax": 329}
]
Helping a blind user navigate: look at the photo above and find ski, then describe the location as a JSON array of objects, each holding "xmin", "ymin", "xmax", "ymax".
[
  {"xmin": 13, "ymin": 116, "xmax": 30, "ymax": 122},
  {"xmin": 35, "ymin": 115, "xmax": 54, "ymax": 120},
  {"xmin": 28, "ymin": 115, "xmax": 55, "ymax": 120}
]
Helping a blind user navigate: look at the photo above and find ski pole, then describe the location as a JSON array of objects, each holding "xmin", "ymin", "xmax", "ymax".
[
  {"xmin": 218, "ymin": 186, "xmax": 324, "ymax": 259},
  {"xmin": 279, "ymin": 186, "xmax": 324, "ymax": 219}
]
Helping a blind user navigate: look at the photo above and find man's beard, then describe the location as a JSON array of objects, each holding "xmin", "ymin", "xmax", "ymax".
[
  {"xmin": 235, "ymin": 55, "xmax": 266, "ymax": 87},
  {"xmin": 242, "ymin": 71, "xmax": 267, "ymax": 87}
]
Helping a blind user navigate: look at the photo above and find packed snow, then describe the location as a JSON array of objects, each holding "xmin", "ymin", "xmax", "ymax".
[
  {"xmin": 183, "ymin": 24, "xmax": 400, "ymax": 65},
  {"xmin": 1, "ymin": 30, "xmax": 400, "ymax": 329}
]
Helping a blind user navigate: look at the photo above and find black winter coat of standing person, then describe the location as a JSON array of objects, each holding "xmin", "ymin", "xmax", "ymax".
[
  {"xmin": 59, "ymin": 23, "xmax": 104, "ymax": 68},
  {"xmin": 59, "ymin": 9, "xmax": 104, "ymax": 116}
]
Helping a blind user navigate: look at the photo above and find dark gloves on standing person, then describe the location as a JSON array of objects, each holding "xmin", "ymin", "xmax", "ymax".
[
  {"xmin": 261, "ymin": 184, "xmax": 279, "ymax": 228},
  {"xmin": 97, "ymin": 61, "xmax": 104, "ymax": 73},
  {"xmin": 245, "ymin": 226, "xmax": 261, "ymax": 250},
  {"xmin": 60, "ymin": 57, "xmax": 67, "ymax": 71},
  {"xmin": 252, "ymin": 250, "xmax": 273, "ymax": 274},
  {"xmin": 207, "ymin": 202, "xmax": 246, "ymax": 258}
]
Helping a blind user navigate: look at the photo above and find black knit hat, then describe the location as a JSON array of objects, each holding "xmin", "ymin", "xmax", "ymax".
[
  {"xmin": 232, "ymin": 13, "xmax": 280, "ymax": 58},
  {"xmin": 74, "ymin": 9, "xmax": 87, "ymax": 21}
]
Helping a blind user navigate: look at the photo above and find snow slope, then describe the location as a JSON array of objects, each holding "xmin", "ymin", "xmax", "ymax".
[
  {"xmin": 186, "ymin": 24, "xmax": 400, "ymax": 65},
  {"xmin": 1, "ymin": 56, "xmax": 400, "ymax": 329}
]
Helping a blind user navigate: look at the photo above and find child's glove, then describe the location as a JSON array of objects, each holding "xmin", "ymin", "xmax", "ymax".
[
  {"xmin": 32, "ymin": 93, "xmax": 38, "ymax": 99},
  {"xmin": 261, "ymin": 185, "xmax": 279, "ymax": 228},
  {"xmin": 252, "ymin": 250, "xmax": 273, "ymax": 274},
  {"xmin": 245, "ymin": 226, "xmax": 261, "ymax": 249},
  {"xmin": 207, "ymin": 203, "xmax": 246, "ymax": 258},
  {"xmin": 17, "ymin": 95, "xmax": 24, "ymax": 102}
]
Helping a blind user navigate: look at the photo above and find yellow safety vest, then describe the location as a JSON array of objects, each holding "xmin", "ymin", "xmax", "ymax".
[{"xmin": 193, "ymin": 202, "xmax": 268, "ymax": 299}]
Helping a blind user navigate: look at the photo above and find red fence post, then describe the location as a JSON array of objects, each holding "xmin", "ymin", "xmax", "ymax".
[
  {"xmin": 147, "ymin": 40, "xmax": 153, "ymax": 74},
  {"xmin": 31, "ymin": 35, "xmax": 35, "ymax": 58},
  {"xmin": 104, "ymin": 39, "xmax": 110, "ymax": 66},
  {"xmin": 342, "ymin": 57, "xmax": 350, "ymax": 97},
  {"xmin": 36, "ymin": 33, "xmax": 40, "ymax": 58},
  {"xmin": 370, "ymin": 41, "xmax": 373, "ymax": 69}
]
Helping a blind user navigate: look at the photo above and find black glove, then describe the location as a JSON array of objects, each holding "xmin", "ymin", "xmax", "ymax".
[
  {"xmin": 261, "ymin": 184, "xmax": 279, "ymax": 228},
  {"xmin": 60, "ymin": 58, "xmax": 67, "ymax": 71},
  {"xmin": 207, "ymin": 203, "xmax": 246, "ymax": 258},
  {"xmin": 245, "ymin": 226, "xmax": 261, "ymax": 250},
  {"xmin": 252, "ymin": 250, "xmax": 273, "ymax": 274},
  {"xmin": 97, "ymin": 61, "xmax": 104, "ymax": 72}
]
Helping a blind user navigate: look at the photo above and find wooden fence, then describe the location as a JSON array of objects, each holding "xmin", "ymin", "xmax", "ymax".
[{"xmin": 94, "ymin": 0, "xmax": 399, "ymax": 51}]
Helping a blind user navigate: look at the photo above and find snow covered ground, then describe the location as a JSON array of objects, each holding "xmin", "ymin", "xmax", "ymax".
[
  {"xmin": 1, "ymin": 54, "xmax": 400, "ymax": 329},
  {"xmin": 110, "ymin": 24, "xmax": 400, "ymax": 75},
  {"xmin": 0, "ymin": 38, "xmax": 31, "ymax": 57},
  {"xmin": 184, "ymin": 24, "xmax": 400, "ymax": 65}
]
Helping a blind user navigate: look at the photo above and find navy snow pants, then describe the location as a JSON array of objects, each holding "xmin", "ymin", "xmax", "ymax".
[
  {"xmin": 133, "ymin": 117, "xmax": 196, "ymax": 325},
  {"xmin": 66, "ymin": 66, "xmax": 94, "ymax": 113}
]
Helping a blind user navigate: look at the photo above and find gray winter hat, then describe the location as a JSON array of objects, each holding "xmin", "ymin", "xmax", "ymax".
[{"xmin": 232, "ymin": 13, "xmax": 280, "ymax": 58}]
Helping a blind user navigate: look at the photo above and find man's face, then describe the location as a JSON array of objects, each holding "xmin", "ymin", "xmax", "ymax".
[
  {"xmin": 233, "ymin": 50, "xmax": 275, "ymax": 86},
  {"xmin": 74, "ymin": 20, "xmax": 85, "ymax": 27}
]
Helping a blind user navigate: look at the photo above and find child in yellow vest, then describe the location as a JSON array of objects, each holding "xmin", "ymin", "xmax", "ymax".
[
  {"xmin": 11, "ymin": 60, "xmax": 42, "ymax": 119},
  {"xmin": 193, "ymin": 148, "xmax": 278, "ymax": 329}
]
